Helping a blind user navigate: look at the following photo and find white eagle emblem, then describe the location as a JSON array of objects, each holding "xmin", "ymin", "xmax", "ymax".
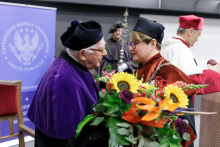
[{"xmin": 9, "ymin": 30, "xmax": 42, "ymax": 62}]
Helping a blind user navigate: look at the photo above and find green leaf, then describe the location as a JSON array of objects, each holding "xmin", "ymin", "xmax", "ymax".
[
  {"xmin": 149, "ymin": 126, "xmax": 157, "ymax": 134},
  {"xmin": 125, "ymin": 135, "xmax": 137, "ymax": 144},
  {"xmin": 96, "ymin": 75, "xmax": 100, "ymax": 78},
  {"xmin": 141, "ymin": 130, "xmax": 150, "ymax": 139},
  {"xmin": 90, "ymin": 117, "xmax": 104, "ymax": 126},
  {"xmin": 106, "ymin": 105, "xmax": 119, "ymax": 113},
  {"xmin": 162, "ymin": 116, "xmax": 166, "ymax": 121},
  {"xmin": 99, "ymin": 91, "xmax": 106, "ymax": 98},
  {"xmin": 104, "ymin": 112, "xmax": 119, "ymax": 117},
  {"xmin": 160, "ymin": 138, "xmax": 169, "ymax": 144},
  {"xmin": 150, "ymin": 91, "xmax": 155, "ymax": 100},
  {"xmin": 182, "ymin": 132, "xmax": 190, "ymax": 141},
  {"xmin": 108, "ymin": 117, "xmax": 130, "ymax": 146},
  {"xmin": 149, "ymin": 142, "xmax": 160, "ymax": 147},
  {"xmin": 158, "ymin": 142, "xmax": 169, "ymax": 147},
  {"xmin": 183, "ymin": 119, "xmax": 189, "ymax": 124},
  {"xmin": 137, "ymin": 124, "xmax": 143, "ymax": 131},
  {"xmin": 120, "ymin": 102, "xmax": 132, "ymax": 111},
  {"xmin": 137, "ymin": 135, "xmax": 142, "ymax": 141},
  {"xmin": 170, "ymin": 138, "xmax": 182, "ymax": 144},
  {"xmin": 155, "ymin": 117, "xmax": 160, "ymax": 123},
  {"xmin": 164, "ymin": 128, "xmax": 174, "ymax": 138},
  {"xmin": 157, "ymin": 128, "xmax": 166, "ymax": 137},
  {"xmin": 75, "ymin": 115, "xmax": 95, "ymax": 138},
  {"xmin": 103, "ymin": 101, "xmax": 120, "ymax": 107},
  {"xmin": 118, "ymin": 128, "xmax": 128, "ymax": 135},
  {"xmin": 171, "ymin": 116, "xmax": 178, "ymax": 121},
  {"xmin": 105, "ymin": 122, "xmax": 109, "ymax": 128},
  {"xmin": 94, "ymin": 104, "xmax": 106, "ymax": 113},
  {"xmin": 172, "ymin": 135, "xmax": 178, "ymax": 139},
  {"xmin": 106, "ymin": 65, "xmax": 111, "ymax": 71},
  {"xmin": 138, "ymin": 137, "xmax": 145, "ymax": 147},
  {"xmin": 106, "ymin": 90, "xmax": 117, "ymax": 95},
  {"xmin": 108, "ymin": 95, "xmax": 120, "ymax": 101},
  {"xmin": 115, "ymin": 122, "xmax": 131, "ymax": 128},
  {"xmin": 117, "ymin": 110, "xmax": 124, "ymax": 117},
  {"xmin": 169, "ymin": 142, "xmax": 178, "ymax": 147},
  {"xmin": 90, "ymin": 97, "xmax": 103, "ymax": 108}
]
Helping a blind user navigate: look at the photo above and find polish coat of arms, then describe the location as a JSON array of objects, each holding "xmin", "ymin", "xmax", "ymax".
[{"xmin": 9, "ymin": 28, "xmax": 44, "ymax": 62}]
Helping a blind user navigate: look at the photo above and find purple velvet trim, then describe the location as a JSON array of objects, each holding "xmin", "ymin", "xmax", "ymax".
[
  {"xmin": 127, "ymin": 58, "xmax": 133, "ymax": 62},
  {"xmin": 103, "ymin": 56, "xmax": 113, "ymax": 62},
  {"xmin": 103, "ymin": 43, "xmax": 118, "ymax": 61},
  {"xmin": 71, "ymin": 20, "xmax": 80, "ymax": 27}
]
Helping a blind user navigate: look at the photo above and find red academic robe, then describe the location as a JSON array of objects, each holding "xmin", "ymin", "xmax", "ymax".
[{"xmin": 189, "ymin": 69, "xmax": 220, "ymax": 95}]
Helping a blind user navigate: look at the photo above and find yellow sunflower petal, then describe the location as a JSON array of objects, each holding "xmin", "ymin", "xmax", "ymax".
[
  {"xmin": 109, "ymin": 72, "xmax": 140, "ymax": 93},
  {"xmin": 164, "ymin": 85, "xmax": 189, "ymax": 108}
]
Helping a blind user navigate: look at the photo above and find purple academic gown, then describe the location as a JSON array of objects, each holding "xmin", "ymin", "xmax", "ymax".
[{"xmin": 27, "ymin": 51, "xmax": 99, "ymax": 139}]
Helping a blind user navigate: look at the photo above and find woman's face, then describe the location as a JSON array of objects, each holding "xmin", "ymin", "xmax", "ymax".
[{"xmin": 129, "ymin": 35, "xmax": 152, "ymax": 64}]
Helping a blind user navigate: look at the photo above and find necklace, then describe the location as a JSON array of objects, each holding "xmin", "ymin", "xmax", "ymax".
[{"xmin": 148, "ymin": 59, "xmax": 171, "ymax": 84}]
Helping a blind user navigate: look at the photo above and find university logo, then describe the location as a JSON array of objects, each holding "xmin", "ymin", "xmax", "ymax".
[{"xmin": 1, "ymin": 22, "xmax": 50, "ymax": 72}]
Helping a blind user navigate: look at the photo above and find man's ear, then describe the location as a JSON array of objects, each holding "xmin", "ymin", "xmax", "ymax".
[
  {"xmin": 78, "ymin": 49, "xmax": 86, "ymax": 61},
  {"xmin": 188, "ymin": 28, "xmax": 194, "ymax": 36}
]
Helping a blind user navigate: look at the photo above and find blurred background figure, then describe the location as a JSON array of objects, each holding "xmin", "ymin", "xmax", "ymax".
[
  {"xmin": 161, "ymin": 15, "xmax": 220, "ymax": 95},
  {"xmin": 99, "ymin": 21, "xmax": 138, "ymax": 89}
]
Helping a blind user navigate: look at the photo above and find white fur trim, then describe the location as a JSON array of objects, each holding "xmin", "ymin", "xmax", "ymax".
[{"xmin": 161, "ymin": 38, "xmax": 203, "ymax": 76}]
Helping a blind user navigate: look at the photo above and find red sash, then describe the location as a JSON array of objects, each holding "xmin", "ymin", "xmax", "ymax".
[{"xmin": 172, "ymin": 37, "xmax": 190, "ymax": 48}]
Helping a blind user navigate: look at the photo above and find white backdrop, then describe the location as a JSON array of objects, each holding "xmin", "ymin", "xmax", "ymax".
[{"xmin": 141, "ymin": 14, "xmax": 220, "ymax": 70}]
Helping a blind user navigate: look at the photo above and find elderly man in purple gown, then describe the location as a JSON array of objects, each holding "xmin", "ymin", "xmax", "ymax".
[{"xmin": 27, "ymin": 20, "xmax": 109, "ymax": 147}]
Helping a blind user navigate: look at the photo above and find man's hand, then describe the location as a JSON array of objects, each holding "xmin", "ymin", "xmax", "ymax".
[
  {"xmin": 118, "ymin": 63, "xmax": 128, "ymax": 72},
  {"xmin": 208, "ymin": 62, "xmax": 220, "ymax": 74}
]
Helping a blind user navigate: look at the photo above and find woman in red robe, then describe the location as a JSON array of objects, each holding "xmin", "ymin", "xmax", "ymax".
[{"xmin": 128, "ymin": 17, "xmax": 198, "ymax": 147}]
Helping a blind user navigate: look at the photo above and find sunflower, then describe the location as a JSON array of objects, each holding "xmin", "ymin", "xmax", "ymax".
[
  {"xmin": 164, "ymin": 85, "xmax": 189, "ymax": 108},
  {"xmin": 109, "ymin": 72, "xmax": 140, "ymax": 93}
]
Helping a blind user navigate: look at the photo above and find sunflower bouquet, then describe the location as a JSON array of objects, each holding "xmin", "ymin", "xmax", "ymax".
[{"xmin": 76, "ymin": 67, "xmax": 215, "ymax": 147}]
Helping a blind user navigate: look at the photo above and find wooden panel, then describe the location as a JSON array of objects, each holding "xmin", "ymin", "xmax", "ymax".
[
  {"xmin": 201, "ymin": 92, "xmax": 220, "ymax": 104},
  {"xmin": 200, "ymin": 94, "xmax": 220, "ymax": 147}
]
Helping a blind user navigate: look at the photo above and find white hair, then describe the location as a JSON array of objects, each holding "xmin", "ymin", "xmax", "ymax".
[
  {"xmin": 177, "ymin": 28, "xmax": 199, "ymax": 35},
  {"xmin": 67, "ymin": 41, "xmax": 105, "ymax": 56},
  {"xmin": 84, "ymin": 44, "xmax": 98, "ymax": 54},
  {"xmin": 66, "ymin": 48, "xmax": 79, "ymax": 57}
]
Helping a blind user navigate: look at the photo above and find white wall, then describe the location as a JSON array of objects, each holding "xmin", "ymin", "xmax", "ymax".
[{"xmin": 141, "ymin": 14, "xmax": 220, "ymax": 70}]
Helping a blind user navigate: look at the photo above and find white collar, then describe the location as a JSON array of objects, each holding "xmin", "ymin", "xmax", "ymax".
[{"xmin": 173, "ymin": 35, "xmax": 186, "ymax": 42}]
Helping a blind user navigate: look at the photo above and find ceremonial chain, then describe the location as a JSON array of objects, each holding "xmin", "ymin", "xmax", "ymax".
[{"xmin": 148, "ymin": 59, "xmax": 171, "ymax": 84}]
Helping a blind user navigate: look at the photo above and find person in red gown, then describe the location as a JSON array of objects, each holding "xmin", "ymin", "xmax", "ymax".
[{"xmin": 128, "ymin": 17, "xmax": 198, "ymax": 147}]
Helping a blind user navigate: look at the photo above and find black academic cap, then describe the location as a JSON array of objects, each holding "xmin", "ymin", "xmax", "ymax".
[
  {"xmin": 108, "ymin": 21, "xmax": 123, "ymax": 33},
  {"xmin": 61, "ymin": 20, "xmax": 103, "ymax": 50},
  {"xmin": 133, "ymin": 17, "xmax": 165, "ymax": 44}
]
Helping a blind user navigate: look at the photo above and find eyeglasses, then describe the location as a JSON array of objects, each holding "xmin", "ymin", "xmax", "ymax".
[
  {"xmin": 193, "ymin": 29, "xmax": 201, "ymax": 38},
  {"xmin": 89, "ymin": 47, "xmax": 106, "ymax": 53},
  {"xmin": 127, "ymin": 41, "xmax": 140, "ymax": 49}
]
